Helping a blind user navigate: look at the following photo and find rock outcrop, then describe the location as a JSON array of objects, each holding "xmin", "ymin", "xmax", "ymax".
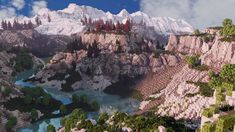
[
  {"xmin": 165, "ymin": 35, "xmax": 211, "ymax": 55},
  {"xmin": 166, "ymin": 29, "xmax": 235, "ymax": 69}
]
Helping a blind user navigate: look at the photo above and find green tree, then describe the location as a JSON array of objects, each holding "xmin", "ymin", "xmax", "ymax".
[
  {"xmin": 91, "ymin": 100, "xmax": 99, "ymax": 110},
  {"xmin": 220, "ymin": 64, "xmax": 235, "ymax": 82},
  {"xmin": 72, "ymin": 94, "xmax": 80, "ymax": 104},
  {"xmin": 185, "ymin": 55, "xmax": 200, "ymax": 68},
  {"xmin": 42, "ymin": 94, "xmax": 52, "ymax": 106},
  {"xmin": 24, "ymin": 95, "xmax": 32, "ymax": 104},
  {"xmin": 14, "ymin": 49, "xmax": 33, "ymax": 72},
  {"xmin": 31, "ymin": 108, "xmax": 38, "ymax": 121},
  {"xmin": 98, "ymin": 112, "xmax": 109, "ymax": 125},
  {"xmin": 80, "ymin": 94, "xmax": 88, "ymax": 103},
  {"xmin": 60, "ymin": 105, "xmax": 67, "ymax": 115},
  {"xmin": 193, "ymin": 29, "xmax": 200, "ymax": 35},
  {"xmin": 5, "ymin": 116, "xmax": 17, "ymax": 130},
  {"xmin": 1, "ymin": 87, "xmax": 12, "ymax": 97},
  {"xmin": 223, "ymin": 18, "xmax": 233, "ymax": 27},
  {"xmin": 47, "ymin": 124, "xmax": 56, "ymax": 132}
]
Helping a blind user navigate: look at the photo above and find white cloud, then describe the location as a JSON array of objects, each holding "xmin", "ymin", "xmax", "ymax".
[
  {"xmin": 0, "ymin": 6, "xmax": 16, "ymax": 19},
  {"xmin": 31, "ymin": 0, "xmax": 47, "ymax": 15},
  {"xmin": 140, "ymin": 0, "xmax": 235, "ymax": 29},
  {"xmin": 11, "ymin": 0, "xmax": 25, "ymax": 10}
]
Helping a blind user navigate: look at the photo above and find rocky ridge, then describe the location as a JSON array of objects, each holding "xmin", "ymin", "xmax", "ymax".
[{"xmin": 166, "ymin": 28, "xmax": 235, "ymax": 69}]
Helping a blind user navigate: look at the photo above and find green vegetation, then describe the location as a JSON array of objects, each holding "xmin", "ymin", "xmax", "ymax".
[
  {"xmin": 31, "ymin": 108, "xmax": 39, "ymax": 121},
  {"xmin": 13, "ymin": 49, "xmax": 33, "ymax": 72},
  {"xmin": 3, "ymin": 87, "xmax": 61, "ymax": 114},
  {"xmin": 202, "ymin": 105, "xmax": 219, "ymax": 118},
  {"xmin": 203, "ymin": 34, "xmax": 214, "ymax": 43},
  {"xmin": 186, "ymin": 81, "xmax": 214, "ymax": 97},
  {"xmin": 4, "ymin": 89, "xmax": 99, "ymax": 123},
  {"xmin": 60, "ymin": 105, "xmax": 67, "ymax": 115},
  {"xmin": 47, "ymin": 124, "xmax": 56, "ymax": 132},
  {"xmin": 193, "ymin": 29, "xmax": 201, "ymax": 35},
  {"xmin": 130, "ymin": 90, "xmax": 144, "ymax": 101},
  {"xmin": 0, "ymin": 86, "xmax": 12, "ymax": 97},
  {"xmin": 60, "ymin": 110, "xmax": 193, "ymax": 132},
  {"xmin": 5, "ymin": 116, "xmax": 17, "ymax": 131},
  {"xmin": 185, "ymin": 55, "xmax": 209, "ymax": 71},
  {"xmin": 202, "ymin": 122, "xmax": 215, "ymax": 132},
  {"xmin": 220, "ymin": 18, "xmax": 235, "ymax": 42},
  {"xmin": 215, "ymin": 114, "xmax": 235, "ymax": 132}
]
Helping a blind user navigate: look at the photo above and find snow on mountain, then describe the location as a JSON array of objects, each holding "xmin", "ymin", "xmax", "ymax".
[{"xmin": 1, "ymin": 3, "xmax": 194, "ymax": 36}]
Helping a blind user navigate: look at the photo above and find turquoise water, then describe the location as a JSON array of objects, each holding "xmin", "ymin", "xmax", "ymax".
[{"xmin": 15, "ymin": 70, "xmax": 140, "ymax": 132}]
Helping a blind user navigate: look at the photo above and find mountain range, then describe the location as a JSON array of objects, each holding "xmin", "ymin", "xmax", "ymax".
[{"xmin": 1, "ymin": 3, "xmax": 194, "ymax": 36}]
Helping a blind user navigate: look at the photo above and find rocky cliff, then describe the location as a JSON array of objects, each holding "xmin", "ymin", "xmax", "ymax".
[
  {"xmin": 166, "ymin": 28, "xmax": 235, "ymax": 69},
  {"xmin": 33, "ymin": 50, "xmax": 181, "ymax": 91},
  {"xmin": 0, "ymin": 29, "xmax": 72, "ymax": 57}
]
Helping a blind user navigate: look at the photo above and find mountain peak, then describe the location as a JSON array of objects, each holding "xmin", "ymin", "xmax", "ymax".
[{"xmin": 118, "ymin": 9, "xmax": 130, "ymax": 17}]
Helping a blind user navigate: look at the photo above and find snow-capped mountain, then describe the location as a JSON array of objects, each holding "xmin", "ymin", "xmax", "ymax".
[{"xmin": 1, "ymin": 4, "xmax": 194, "ymax": 36}]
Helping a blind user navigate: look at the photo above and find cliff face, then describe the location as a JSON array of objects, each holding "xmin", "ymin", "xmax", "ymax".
[
  {"xmin": 165, "ymin": 35, "xmax": 211, "ymax": 55},
  {"xmin": 33, "ymin": 50, "xmax": 181, "ymax": 91},
  {"xmin": 166, "ymin": 29, "xmax": 235, "ymax": 69},
  {"xmin": 0, "ymin": 29, "xmax": 72, "ymax": 57},
  {"xmin": 201, "ymin": 39, "xmax": 235, "ymax": 68}
]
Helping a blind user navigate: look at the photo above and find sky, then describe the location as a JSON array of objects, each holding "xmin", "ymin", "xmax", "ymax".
[{"xmin": 0, "ymin": 0, "xmax": 235, "ymax": 29}]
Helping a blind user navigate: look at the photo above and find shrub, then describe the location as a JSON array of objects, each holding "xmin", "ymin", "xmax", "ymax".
[
  {"xmin": 31, "ymin": 108, "xmax": 38, "ymax": 121},
  {"xmin": 13, "ymin": 49, "xmax": 33, "ymax": 72},
  {"xmin": 80, "ymin": 94, "xmax": 88, "ymax": 103},
  {"xmin": 72, "ymin": 94, "xmax": 80, "ymax": 104},
  {"xmin": 193, "ymin": 29, "xmax": 201, "ymax": 35},
  {"xmin": 91, "ymin": 100, "xmax": 99, "ymax": 110},
  {"xmin": 24, "ymin": 95, "xmax": 32, "ymax": 104},
  {"xmin": 60, "ymin": 105, "xmax": 67, "ymax": 115},
  {"xmin": 202, "ymin": 122, "xmax": 215, "ymax": 132},
  {"xmin": 5, "ymin": 116, "xmax": 17, "ymax": 130},
  {"xmin": 42, "ymin": 94, "xmax": 52, "ymax": 106},
  {"xmin": 98, "ymin": 112, "xmax": 109, "ymax": 125},
  {"xmin": 185, "ymin": 55, "xmax": 200, "ymax": 68},
  {"xmin": 220, "ymin": 64, "xmax": 235, "ymax": 82},
  {"xmin": 47, "ymin": 124, "xmax": 56, "ymax": 132},
  {"xmin": 0, "ymin": 87, "xmax": 12, "ymax": 97},
  {"xmin": 202, "ymin": 105, "xmax": 219, "ymax": 118}
]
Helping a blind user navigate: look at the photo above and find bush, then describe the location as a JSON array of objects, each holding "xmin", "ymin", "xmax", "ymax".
[
  {"xmin": 72, "ymin": 94, "xmax": 80, "ymax": 104},
  {"xmin": 202, "ymin": 122, "xmax": 215, "ymax": 132},
  {"xmin": 91, "ymin": 100, "xmax": 99, "ymax": 110},
  {"xmin": 13, "ymin": 49, "xmax": 33, "ymax": 72},
  {"xmin": 193, "ymin": 29, "xmax": 201, "ymax": 35},
  {"xmin": 98, "ymin": 113, "xmax": 109, "ymax": 125},
  {"xmin": 202, "ymin": 105, "xmax": 219, "ymax": 118},
  {"xmin": 220, "ymin": 64, "xmax": 235, "ymax": 82},
  {"xmin": 185, "ymin": 55, "xmax": 200, "ymax": 68},
  {"xmin": 5, "ymin": 116, "xmax": 17, "ymax": 130},
  {"xmin": 80, "ymin": 94, "xmax": 88, "ymax": 103},
  {"xmin": 0, "ymin": 87, "xmax": 12, "ymax": 97},
  {"xmin": 31, "ymin": 108, "xmax": 38, "ymax": 121},
  {"xmin": 42, "ymin": 94, "xmax": 52, "ymax": 106},
  {"xmin": 60, "ymin": 105, "xmax": 67, "ymax": 115},
  {"xmin": 24, "ymin": 95, "xmax": 32, "ymax": 104},
  {"xmin": 47, "ymin": 124, "xmax": 56, "ymax": 132}
]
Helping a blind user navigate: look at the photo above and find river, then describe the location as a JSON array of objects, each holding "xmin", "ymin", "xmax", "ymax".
[{"xmin": 14, "ymin": 70, "xmax": 140, "ymax": 132}]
